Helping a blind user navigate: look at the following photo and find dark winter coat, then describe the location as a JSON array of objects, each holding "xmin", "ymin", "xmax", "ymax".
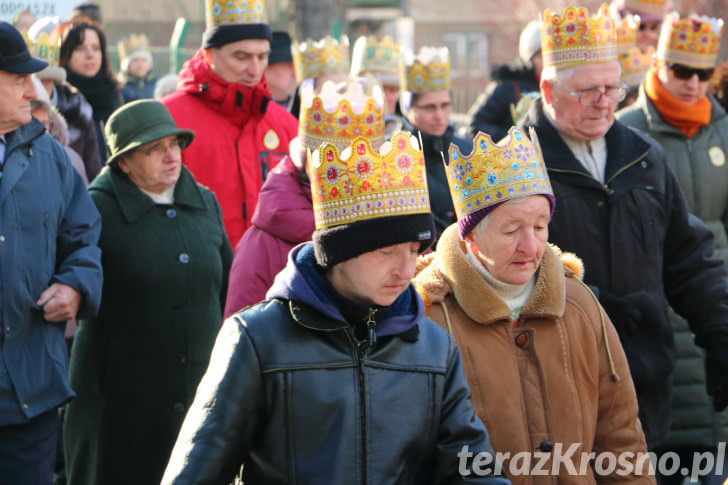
[
  {"xmin": 617, "ymin": 89, "xmax": 728, "ymax": 448},
  {"xmin": 162, "ymin": 243, "xmax": 510, "ymax": 485},
  {"xmin": 64, "ymin": 165, "xmax": 233, "ymax": 485},
  {"xmin": 401, "ymin": 118, "xmax": 473, "ymax": 239},
  {"xmin": 224, "ymin": 156, "xmax": 313, "ymax": 317},
  {"xmin": 163, "ymin": 48, "xmax": 298, "ymax": 247},
  {"xmin": 53, "ymin": 82, "xmax": 103, "ymax": 180},
  {"xmin": 519, "ymin": 98, "xmax": 728, "ymax": 449},
  {"xmin": 0, "ymin": 119, "xmax": 102, "ymax": 425},
  {"xmin": 121, "ymin": 72, "xmax": 158, "ymax": 103},
  {"xmin": 468, "ymin": 64, "xmax": 539, "ymax": 140}
]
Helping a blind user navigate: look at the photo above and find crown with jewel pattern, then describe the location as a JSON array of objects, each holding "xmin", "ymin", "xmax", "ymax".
[
  {"xmin": 300, "ymin": 79, "xmax": 385, "ymax": 153},
  {"xmin": 23, "ymin": 32, "xmax": 60, "ymax": 67},
  {"xmin": 309, "ymin": 132, "xmax": 430, "ymax": 230},
  {"xmin": 351, "ymin": 35, "xmax": 401, "ymax": 83},
  {"xmin": 445, "ymin": 127, "xmax": 553, "ymax": 223},
  {"xmin": 616, "ymin": 14, "xmax": 638, "ymax": 53},
  {"xmin": 401, "ymin": 46, "xmax": 450, "ymax": 93},
  {"xmin": 541, "ymin": 4, "xmax": 618, "ymax": 71},
  {"xmin": 117, "ymin": 33, "xmax": 150, "ymax": 61},
  {"xmin": 293, "ymin": 35, "xmax": 350, "ymax": 82},
  {"xmin": 657, "ymin": 12, "xmax": 724, "ymax": 69},
  {"xmin": 205, "ymin": 0, "xmax": 268, "ymax": 29},
  {"xmin": 622, "ymin": 0, "xmax": 668, "ymax": 17},
  {"xmin": 616, "ymin": 14, "xmax": 652, "ymax": 87}
]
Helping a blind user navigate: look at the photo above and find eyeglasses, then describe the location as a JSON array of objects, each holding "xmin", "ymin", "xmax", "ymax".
[
  {"xmin": 556, "ymin": 81, "xmax": 628, "ymax": 106},
  {"xmin": 668, "ymin": 64, "xmax": 715, "ymax": 82},
  {"xmin": 136, "ymin": 138, "xmax": 184, "ymax": 157}
]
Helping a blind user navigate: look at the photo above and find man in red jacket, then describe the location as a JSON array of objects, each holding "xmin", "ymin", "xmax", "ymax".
[{"xmin": 163, "ymin": 0, "xmax": 297, "ymax": 247}]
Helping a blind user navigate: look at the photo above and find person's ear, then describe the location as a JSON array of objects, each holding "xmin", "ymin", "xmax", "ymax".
[
  {"xmin": 541, "ymin": 79, "xmax": 554, "ymax": 105},
  {"xmin": 117, "ymin": 157, "xmax": 131, "ymax": 174},
  {"xmin": 464, "ymin": 233, "xmax": 480, "ymax": 255}
]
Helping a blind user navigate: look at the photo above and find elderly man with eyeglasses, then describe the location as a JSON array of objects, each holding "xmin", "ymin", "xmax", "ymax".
[
  {"xmin": 519, "ymin": 5, "xmax": 728, "ymax": 454},
  {"xmin": 617, "ymin": 13, "xmax": 728, "ymax": 484}
]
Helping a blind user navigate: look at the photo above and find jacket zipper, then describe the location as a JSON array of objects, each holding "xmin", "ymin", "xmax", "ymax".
[
  {"xmin": 345, "ymin": 307, "xmax": 377, "ymax": 485},
  {"xmin": 547, "ymin": 149, "xmax": 649, "ymax": 197}
]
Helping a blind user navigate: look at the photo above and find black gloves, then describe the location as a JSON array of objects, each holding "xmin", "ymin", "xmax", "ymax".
[
  {"xmin": 703, "ymin": 335, "xmax": 728, "ymax": 412},
  {"xmin": 598, "ymin": 290, "xmax": 646, "ymax": 340}
]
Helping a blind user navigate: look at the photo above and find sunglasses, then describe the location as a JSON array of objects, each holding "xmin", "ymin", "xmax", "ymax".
[{"xmin": 669, "ymin": 64, "xmax": 715, "ymax": 82}]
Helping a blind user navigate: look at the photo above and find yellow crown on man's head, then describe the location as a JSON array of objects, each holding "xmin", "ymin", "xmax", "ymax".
[
  {"xmin": 445, "ymin": 127, "xmax": 553, "ymax": 222},
  {"xmin": 117, "ymin": 33, "xmax": 150, "ymax": 61},
  {"xmin": 401, "ymin": 46, "xmax": 450, "ymax": 94},
  {"xmin": 23, "ymin": 32, "xmax": 60, "ymax": 67},
  {"xmin": 205, "ymin": 0, "xmax": 268, "ymax": 29},
  {"xmin": 309, "ymin": 132, "xmax": 430, "ymax": 230},
  {"xmin": 622, "ymin": 0, "xmax": 668, "ymax": 17},
  {"xmin": 293, "ymin": 36, "xmax": 350, "ymax": 82},
  {"xmin": 541, "ymin": 4, "xmax": 618, "ymax": 71},
  {"xmin": 351, "ymin": 36, "xmax": 401, "ymax": 83},
  {"xmin": 657, "ymin": 12, "xmax": 724, "ymax": 69},
  {"xmin": 300, "ymin": 79, "xmax": 385, "ymax": 154}
]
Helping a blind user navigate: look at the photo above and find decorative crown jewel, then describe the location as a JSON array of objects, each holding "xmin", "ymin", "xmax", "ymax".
[
  {"xmin": 23, "ymin": 32, "xmax": 60, "ymax": 67},
  {"xmin": 623, "ymin": 0, "xmax": 668, "ymax": 17},
  {"xmin": 619, "ymin": 45, "xmax": 653, "ymax": 87},
  {"xmin": 205, "ymin": 0, "xmax": 268, "ymax": 30},
  {"xmin": 309, "ymin": 132, "xmax": 431, "ymax": 230},
  {"xmin": 657, "ymin": 12, "xmax": 724, "ymax": 69},
  {"xmin": 351, "ymin": 36, "xmax": 401, "ymax": 78},
  {"xmin": 117, "ymin": 33, "xmax": 150, "ymax": 61},
  {"xmin": 401, "ymin": 46, "xmax": 450, "ymax": 93},
  {"xmin": 445, "ymin": 127, "xmax": 553, "ymax": 221},
  {"xmin": 300, "ymin": 79, "xmax": 385, "ymax": 153},
  {"xmin": 293, "ymin": 36, "xmax": 350, "ymax": 82},
  {"xmin": 541, "ymin": 4, "xmax": 618, "ymax": 71}
]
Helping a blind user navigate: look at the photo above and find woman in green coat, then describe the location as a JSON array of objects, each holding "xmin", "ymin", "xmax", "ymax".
[{"xmin": 64, "ymin": 100, "xmax": 233, "ymax": 485}]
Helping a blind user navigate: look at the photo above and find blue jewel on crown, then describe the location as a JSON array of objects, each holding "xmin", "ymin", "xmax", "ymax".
[
  {"xmin": 514, "ymin": 132, "xmax": 523, "ymax": 141},
  {"xmin": 512, "ymin": 163, "xmax": 519, "ymax": 170}
]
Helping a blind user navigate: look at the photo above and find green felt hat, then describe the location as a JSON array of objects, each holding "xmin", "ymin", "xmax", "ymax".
[{"xmin": 105, "ymin": 100, "xmax": 194, "ymax": 166}]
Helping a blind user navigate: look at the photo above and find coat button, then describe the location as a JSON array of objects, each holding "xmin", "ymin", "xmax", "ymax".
[
  {"xmin": 539, "ymin": 440, "xmax": 553, "ymax": 452},
  {"xmin": 178, "ymin": 253, "xmax": 190, "ymax": 264},
  {"xmin": 641, "ymin": 161, "xmax": 648, "ymax": 168},
  {"xmin": 515, "ymin": 332, "xmax": 529, "ymax": 348},
  {"xmin": 173, "ymin": 402, "xmax": 185, "ymax": 414},
  {"xmin": 0, "ymin": 235, "xmax": 5, "ymax": 242},
  {"xmin": 178, "ymin": 354, "xmax": 187, "ymax": 364},
  {"xmin": 597, "ymin": 200, "xmax": 605, "ymax": 208},
  {"xmin": 166, "ymin": 209, "xmax": 177, "ymax": 218}
]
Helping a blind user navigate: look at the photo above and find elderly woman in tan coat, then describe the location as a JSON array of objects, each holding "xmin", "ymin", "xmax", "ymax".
[{"xmin": 414, "ymin": 128, "xmax": 654, "ymax": 484}]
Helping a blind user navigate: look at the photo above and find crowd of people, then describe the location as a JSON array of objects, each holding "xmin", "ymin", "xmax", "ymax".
[{"xmin": 2, "ymin": 0, "xmax": 728, "ymax": 483}]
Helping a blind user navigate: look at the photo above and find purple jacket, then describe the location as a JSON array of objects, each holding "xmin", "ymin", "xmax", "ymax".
[{"xmin": 224, "ymin": 156, "xmax": 314, "ymax": 317}]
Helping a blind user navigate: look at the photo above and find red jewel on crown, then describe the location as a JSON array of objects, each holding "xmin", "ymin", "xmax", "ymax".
[
  {"xmin": 327, "ymin": 151, "xmax": 334, "ymax": 161},
  {"xmin": 357, "ymin": 143, "xmax": 366, "ymax": 155}
]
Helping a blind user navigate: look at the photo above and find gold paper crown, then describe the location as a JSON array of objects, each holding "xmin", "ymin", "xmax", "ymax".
[
  {"xmin": 205, "ymin": 0, "xmax": 268, "ymax": 29},
  {"xmin": 117, "ymin": 33, "xmax": 150, "ymax": 61},
  {"xmin": 351, "ymin": 36, "xmax": 401, "ymax": 79},
  {"xmin": 23, "ymin": 32, "xmax": 60, "ymax": 67},
  {"xmin": 657, "ymin": 12, "xmax": 724, "ymax": 69},
  {"xmin": 300, "ymin": 79, "xmax": 385, "ymax": 153},
  {"xmin": 623, "ymin": 0, "xmax": 668, "ymax": 17},
  {"xmin": 620, "ymin": 45, "xmax": 653, "ymax": 87},
  {"xmin": 309, "ymin": 132, "xmax": 430, "ymax": 230},
  {"xmin": 541, "ymin": 4, "xmax": 618, "ymax": 71},
  {"xmin": 445, "ymin": 127, "xmax": 553, "ymax": 221},
  {"xmin": 293, "ymin": 36, "xmax": 350, "ymax": 82},
  {"xmin": 401, "ymin": 46, "xmax": 450, "ymax": 93},
  {"xmin": 616, "ymin": 14, "xmax": 639, "ymax": 53}
]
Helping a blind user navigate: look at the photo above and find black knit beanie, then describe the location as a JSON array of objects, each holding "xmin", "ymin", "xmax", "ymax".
[
  {"xmin": 313, "ymin": 213, "xmax": 435, "ymax": 269},
  {"xmin": 202, "ymin": 23, "xmax": 272, "ymax": 49}
]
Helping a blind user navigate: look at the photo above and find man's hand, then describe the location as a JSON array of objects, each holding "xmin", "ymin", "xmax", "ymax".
[{"xmin": 36, "ymin": 283, "xmax": 81, "ymax": 322}]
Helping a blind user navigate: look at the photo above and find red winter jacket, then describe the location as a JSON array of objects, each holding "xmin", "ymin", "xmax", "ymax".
[
  {"xmin": 163, "ymin": 49, "xmax": 298, "ymax": 247},
  {"xmin": 224, "ymin": 156, "xmax": 314, "ymax": 317}
]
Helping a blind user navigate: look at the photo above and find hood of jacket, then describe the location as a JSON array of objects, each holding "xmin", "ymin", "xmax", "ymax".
[
  {"xmin": 414, "ymin": 224, "xmax": 584, "ymax": 325},
  {"xmin": 267, "ymin": 242, "xmax": 424, "ymax": 338},
  {"xmin": 250, "ymin": 156, "xmax": 314, "ymax": 245},
  {"xmin": 176, "ymin": 48, "xmax": 272, "ymax": 126}
]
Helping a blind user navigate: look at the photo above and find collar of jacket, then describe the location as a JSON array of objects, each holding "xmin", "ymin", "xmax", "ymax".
[
  {"xmin": 4, "ymin": 118, "xmax": 45, "ymax": 155},
  {"xmin": 522, "ymin": 97, "xmax": 652, "ymax": 197},
  {"xmin": 415, "ymin": 224, "xmax": 568, "ymax": 325},
  {"xmin": 98, "ymin": 165, "xmax": 207, "ymax": 223},
  {"xmin": 635, "ymin": 85, "xmax": 728, "ymax": 137},
  {"xmin": 177, "ymin": 48, "xmax": 271, "ymax": 125}
]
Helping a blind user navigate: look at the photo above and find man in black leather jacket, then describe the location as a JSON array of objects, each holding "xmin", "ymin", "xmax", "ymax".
[
  {"xmin": 519, "ymin": 5, "xmax": 728, "ymax": 451},
  {"xmin": 161, "ymin": 132, "xmax": 509, "ymax": 485}
]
